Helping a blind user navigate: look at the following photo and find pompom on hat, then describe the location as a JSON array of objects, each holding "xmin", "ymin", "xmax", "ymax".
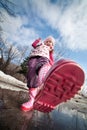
[{"xmin": 44, "ymin": 36, "xmax": 55, "ymax": 45}]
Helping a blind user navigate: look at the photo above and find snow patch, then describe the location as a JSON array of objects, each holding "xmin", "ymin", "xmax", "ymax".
[{"xmin": 0, "ymin": 71, "xmax": 28, "ymax": 92}]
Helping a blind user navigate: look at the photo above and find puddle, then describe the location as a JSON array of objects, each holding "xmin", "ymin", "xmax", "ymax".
[
  {"xmin": 0, "ymin": 89, "xmax": 87, "ymax": 130},
  {"xmin": 23, "ymin": 107, "xmax": 87, "ymax": 130}
]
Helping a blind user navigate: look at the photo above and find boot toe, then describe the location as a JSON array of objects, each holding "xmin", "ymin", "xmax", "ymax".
[{"xmin": 21, "ymin": 105, "xmax": 33, "ymax": 112}]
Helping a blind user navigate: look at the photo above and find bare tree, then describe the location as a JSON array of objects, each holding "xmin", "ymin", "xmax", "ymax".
[
  {"xmin": 0, "ymin": 0, "xmax": 22, "ymax": 75},
  {"xmin": 0, "ymin": 38, "xmax": 16, "ymax": 71},
  {"xmin": 0, "ymin": 37, "xmax": 28, "ymax": 75}
]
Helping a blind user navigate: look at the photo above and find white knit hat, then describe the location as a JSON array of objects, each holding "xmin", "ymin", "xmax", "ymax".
[{"xmin": 44, "ymin": 36, "xmax": 55, "ymax": 45}]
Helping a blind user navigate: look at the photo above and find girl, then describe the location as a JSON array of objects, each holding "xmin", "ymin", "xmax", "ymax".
[{"xmin": 21, "ymin": 36, "xmax": 55, "ymax": 112}]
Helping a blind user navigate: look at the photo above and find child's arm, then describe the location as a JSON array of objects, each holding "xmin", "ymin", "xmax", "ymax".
[
  {"xmin": 32, "ymin": 38, "xmax": 42, "ymax": 48},
  {"xmin": 49, "ymin": 51, "xmax": 54, "ymax": 65}
]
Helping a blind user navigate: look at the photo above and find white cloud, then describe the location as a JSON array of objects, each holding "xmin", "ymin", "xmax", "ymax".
[
  {"xmin": 30, "ymin": 0, "xmax": 87, "ymax": 51},
  {"xmin": 1, "ymin": 0, "xmax": 87, "ymax": 51},
  {"xmin": 0, "ymin": 8, "xmax": 39, "ymax": 48},
  {"xmin": 58, "ymin": 1, "xmax": 87, "ymax": 50},
  {"xmin": 31, "ymin": 0, "xmax": 60, "ymax": 27}
]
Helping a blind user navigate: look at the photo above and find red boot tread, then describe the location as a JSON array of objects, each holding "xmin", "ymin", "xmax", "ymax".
[{"xmin": 33, "ymin": 59, "xmax": 85, "ymax": 113}]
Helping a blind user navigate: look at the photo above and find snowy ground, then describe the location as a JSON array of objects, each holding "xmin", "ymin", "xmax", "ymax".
[{"xmin": 0, "ymin": 71, "xmax": 28, "ymax": 92}]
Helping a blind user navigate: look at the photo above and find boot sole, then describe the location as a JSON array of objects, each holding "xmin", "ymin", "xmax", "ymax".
[{"xmin": 34, "ymin": 59, "xmax": 85, "ymax": 113}]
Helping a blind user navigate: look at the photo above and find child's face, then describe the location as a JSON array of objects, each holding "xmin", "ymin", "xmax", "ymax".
[{"xmin": 44, "ymin": 40, "xmax": 54, "ymax": 51}]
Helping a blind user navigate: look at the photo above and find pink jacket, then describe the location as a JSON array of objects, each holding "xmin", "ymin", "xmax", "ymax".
[{"xmin": 30, "ymin": 38, "xmax": 54, "ymax": 65}]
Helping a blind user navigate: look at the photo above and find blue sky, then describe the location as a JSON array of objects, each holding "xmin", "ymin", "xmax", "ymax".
[{"xmin": 0, "ymin": 0, "xmax": 87, "ymax": 82}]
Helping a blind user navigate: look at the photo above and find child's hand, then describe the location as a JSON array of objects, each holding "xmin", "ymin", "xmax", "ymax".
[{"xmin": 32, "ymin": 38, "xmax": 42, "ymax": 48}]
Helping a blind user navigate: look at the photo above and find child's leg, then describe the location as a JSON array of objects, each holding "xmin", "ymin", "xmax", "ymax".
[
  {"xmin": 38, "ymin": 63, "xmax": 51, "ymax": 86},
  {"xmin": 21, "ymin": 57, "xmax": 51, "ymax": 112},
  {"xmin": 21, "ymin": 87, "xmax": 39, "ymax": 112}
]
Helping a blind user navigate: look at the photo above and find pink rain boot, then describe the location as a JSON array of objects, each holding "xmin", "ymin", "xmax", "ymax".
[{"xmin": 21, "ymin": 88, "xmax": 38, "ymax": 112}]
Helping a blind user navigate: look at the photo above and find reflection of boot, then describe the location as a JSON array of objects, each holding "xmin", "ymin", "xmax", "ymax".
[{"xmin": 21, "ymin": 88, "xmax": 38, "ymax": 112}]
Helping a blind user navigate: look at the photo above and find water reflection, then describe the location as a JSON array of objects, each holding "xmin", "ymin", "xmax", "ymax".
[
  {"xmin": 51, "ymin": 110, "xmax": 87, "ymax": 130},
  {"xmin": 22, "ymin": 106, "xmax": 87, "ymax": 130},
  {"xmin": 0, "ymin": 104, "xmax": 87, "ymax": 130},
  {"xmin": 0, "ymin": 89, "xmax": 87, "ymax": 130},
  {"xmin": 28, "ymin": 111, "xmax": 54, "ymax": 130}
]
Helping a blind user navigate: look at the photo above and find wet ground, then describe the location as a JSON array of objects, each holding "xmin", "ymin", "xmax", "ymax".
[{"xmin": 0, "ymin": 88, "xmax": 87, "ymax": 130}]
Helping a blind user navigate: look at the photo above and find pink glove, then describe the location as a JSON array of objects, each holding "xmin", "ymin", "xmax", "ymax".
[{"xmin": 32, "ymin": 38, "xmax": 42, "ymax": 48}]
